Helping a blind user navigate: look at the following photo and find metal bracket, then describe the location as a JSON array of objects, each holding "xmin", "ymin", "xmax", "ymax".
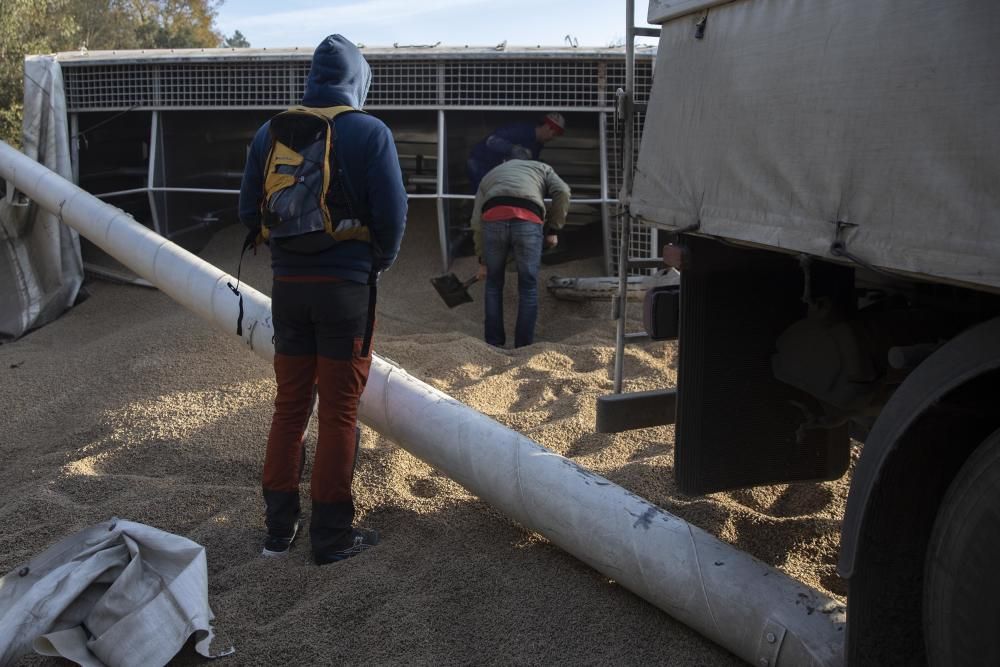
[
  {"xmin": 830, "ymin": 219, "xmax": 858, "ymax": 254},
  {"xmin": 829, "ymin": 219, "xmax": 899, "ymax": 279},
  {"xmin": 596, "ymin": 388, "xmax": 677, "ymax": 433},
  {"xmin": 755, "ymin": 619, "xmax": 786, "ymax": 667},
  {"xmin": 798, "ymin": 254, "xmax": 813, "ymax": 305},
  {"xmin": 695, "ymin": 11, "xmax": 709, "ymax": 39},
  {"xmin": 4, "ymin": 180, "xmax": 29, "ymax": 207}
]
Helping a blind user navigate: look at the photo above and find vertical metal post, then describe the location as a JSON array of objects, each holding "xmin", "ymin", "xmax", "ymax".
[
  {"xmin": 613, "ymin": 0, "xmax": 637, "ymax": 393},
  {"xmin": 69, "ymin": 114, "xmax": 80, "ymax": 185},
  {"xmin": 599, "ymin": 112, "xmax": 612, "ymax": 276},
  {"xmin": 147, "ymin": 111, "xmax": 163, "ymax": 235},
  {"xmin": 436, "ymin": 109, "xmax": 449, "ymax": 272}
]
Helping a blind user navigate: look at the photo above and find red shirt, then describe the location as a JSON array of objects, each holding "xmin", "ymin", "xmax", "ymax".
[{"xmin": 482, "ymin": 205, "xmax": 543, "ymax": 224}]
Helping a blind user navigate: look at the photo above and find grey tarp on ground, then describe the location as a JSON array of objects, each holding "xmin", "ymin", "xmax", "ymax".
[
  {"xmin": 0, "ymin": 55, "xmax": 83, "ymax": 339},
  {"xmin": 632, "ymin": 0, "xmax": 1000, "ymax": 292},
  {"xmin": 0, "ymin": 519, "xmax": 232, "ymax": 666}
]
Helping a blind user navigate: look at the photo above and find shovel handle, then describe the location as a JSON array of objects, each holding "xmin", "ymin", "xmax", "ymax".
[{"xmin": 463, "ymin": 275, "xmax": 479, "ymax": 288}]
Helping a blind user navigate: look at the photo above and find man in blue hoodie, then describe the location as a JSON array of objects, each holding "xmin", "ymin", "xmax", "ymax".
[
  {"xmin": 466, "ymin": 112, "xmax": 566, "ymax": 193},
  {"xmin": 239, "ymin": 35, "xmax": 407, "ymax": 565}
]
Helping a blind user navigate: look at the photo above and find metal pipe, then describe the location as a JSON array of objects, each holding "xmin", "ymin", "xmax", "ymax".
[
  {"xmin": 547, "ymin": 271, "xmax": 677, "ymax": 302},
  {"xmin": 95, "ymin": 187, "xmax": 241, "ymax": 199},
  {"xmin": 95, "ymin": 189, "xmax": 617, "ymax": 204},
  {"xmin": 147, "ymin": 111, "xmax": 163, "ymax": 235},
  {"xmin": 66, "ymin": 105, "xmax": 624, "ymax": 114},
  {"xmin": 149, "ymin": 187, "xmax": 239, "ymax": 195},
  {"xmin": 613, "ymin": 0, "xmax": 637, "ymax": 394},
  {"xmin": 435, "ymin": 109, "xmax": 449, "ymax": 272},
  {"xmin": 0, "ymin": 141, "xmax": 845, "ymax": 666},
  {"xmin": 94, "ymin": 187, "xmax": 149, "ymax": 199},
  {"xmin": 69, "ymin": 114, "xmax": 79, "ymax": 185},
  {"xmin": 599, "ymin": 112, "xmax": 612, "ymax": 276}
]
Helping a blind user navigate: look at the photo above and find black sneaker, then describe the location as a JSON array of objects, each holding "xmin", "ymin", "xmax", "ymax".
[
  {"xmin": 314, "ymin": 528, "xmax": 379, "ymax": 565},
  {"xmin": 262, "ymin": 520, "xmax": 300, "ymax": 558}
]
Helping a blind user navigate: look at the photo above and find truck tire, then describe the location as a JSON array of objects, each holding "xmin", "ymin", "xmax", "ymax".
[{"xmin": 923, "ymin": 427, "xmax": 1000, "ymax": 666}]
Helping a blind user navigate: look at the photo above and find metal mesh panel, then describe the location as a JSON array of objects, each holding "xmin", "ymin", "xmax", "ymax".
[
  {"xmin": 368, "ymin": 61, "xmax": 440, "ymax": 106},
  {"xmin": 157, "ymin": 62, "xmax": 309, "ymax": 107},
  {"xmin": 444, "ymin": 60, "xmax": 601, "ymax": 107},
  {"xmin": 607, "ymin": 107, "xmax": 653, "ymax": 274},
  {"xmin": 605, "ymin": 59, "xmax": 653, "ymax": 106},
  {"xmin": 64, "ymin": 62, "xmax": 310, "ymax": 109},
  {"xmin": 605, "ymin": 58, "xmax": 656, "ymax": 275},
  {"xmin": 62, "ymin": 53, "xmax": 653, "ymax": 112},
  {"xmin": 64, "ymin": 64, "xmax": 157, "ymax": 109},
  {"xmin": 609, "ymin": 217, "xmax": 655, "ymax": 274}
]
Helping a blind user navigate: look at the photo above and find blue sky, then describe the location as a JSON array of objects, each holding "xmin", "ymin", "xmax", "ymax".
[{"xmin": 216, "ymin": 0, "xmax": 658, "ymax": 49}]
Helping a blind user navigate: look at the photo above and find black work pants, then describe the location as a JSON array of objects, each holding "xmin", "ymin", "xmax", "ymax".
[{"xmin": 262, "ymin": 277, "xmax": 374, "ymax": 554}]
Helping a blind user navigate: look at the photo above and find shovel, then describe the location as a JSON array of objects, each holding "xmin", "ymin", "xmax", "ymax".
[{"xmin": 430, "ymin": 273, "xmax": 479, "ymax": 308}]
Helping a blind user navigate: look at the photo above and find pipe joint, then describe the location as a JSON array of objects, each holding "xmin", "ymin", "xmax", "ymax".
[{"xmin": 756, "ymin": 619, "xmax": 786, "ymax": 665}]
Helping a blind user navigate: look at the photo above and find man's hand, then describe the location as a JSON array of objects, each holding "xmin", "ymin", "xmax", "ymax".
[
  {"xmin": 510, "ymin": 145, "xmax": 532, "ymax": 160},
  {"xmin": 476, "ymin": 263, "xmax": 488, "ymax": 281},
  {"xmin": 544, "ymin": 234, "xmax": 559, "ymax": 249}
]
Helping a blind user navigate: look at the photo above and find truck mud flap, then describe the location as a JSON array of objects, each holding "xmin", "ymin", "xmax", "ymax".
[{"xmin": 675, "ymin": 236, "xmax": 849, "ymax": 495}]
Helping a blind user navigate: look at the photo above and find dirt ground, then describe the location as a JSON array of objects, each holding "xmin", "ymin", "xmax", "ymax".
[{"xmin": 0, "ymin": 203, "xmax": 853, "ymax": 665}]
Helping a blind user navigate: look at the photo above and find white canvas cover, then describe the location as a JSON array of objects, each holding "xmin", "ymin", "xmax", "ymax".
[
  {"xmin": 0, "ymin": 519, "xmax": 232, "ymax": 666},
  {"xmin": 0, "ymin": 56, "xmax": 83, "ymax": 340},
  {"xmin": 632, "ymin": 0, "xmax": 1000, "ymax": 291}
]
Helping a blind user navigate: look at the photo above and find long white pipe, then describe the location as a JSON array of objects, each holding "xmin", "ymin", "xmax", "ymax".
[{"xmin": 0, "ymin": 141, "xmax": 845, "ymax": 667}]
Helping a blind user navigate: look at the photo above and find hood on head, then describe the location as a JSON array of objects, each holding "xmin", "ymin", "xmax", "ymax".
[{"xmin": 302, "ymin": 34, "xmax": 371, "ymax": 108}]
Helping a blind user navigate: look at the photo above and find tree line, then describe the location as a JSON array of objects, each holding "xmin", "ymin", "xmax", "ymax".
[{"xmin": 1, "ymin": 0, "xmax": 248, "ymax": 146}]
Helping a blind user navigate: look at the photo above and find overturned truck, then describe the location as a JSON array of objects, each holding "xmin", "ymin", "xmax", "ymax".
[{"xmin": 608, "ymin": 1, "xmax": 1000, "ymax": 664}]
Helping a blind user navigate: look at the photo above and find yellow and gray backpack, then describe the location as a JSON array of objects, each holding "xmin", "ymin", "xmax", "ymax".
[{"xmin": 260, "ymin": 105, "xmax": 370, "ymax": 253}]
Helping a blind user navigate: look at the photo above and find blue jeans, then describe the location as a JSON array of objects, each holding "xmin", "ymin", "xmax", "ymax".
[{"xmin": 482, "ymin": 219, "xmax": 543, "ymax": 347}]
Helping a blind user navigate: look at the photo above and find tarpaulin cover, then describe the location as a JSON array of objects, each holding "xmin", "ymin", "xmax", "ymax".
[
  {"xmin": 0, "ymin": 519, "xmax": 232, "ymax": 666},
  {"xmin": 0, "ymin": 55, "xmax": 83, "ymax": 340},
  {"xmin": 632, "ymin": 0, "xmax": 1000, "ymax": 291}
]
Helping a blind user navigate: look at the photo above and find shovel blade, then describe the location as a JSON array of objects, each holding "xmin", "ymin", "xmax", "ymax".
[{"xmin": 431, "ymin": 273, "xmax": 474, "ymax": 308}]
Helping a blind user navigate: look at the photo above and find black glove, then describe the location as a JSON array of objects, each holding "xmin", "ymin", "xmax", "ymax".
[{"xmin": 242, "ymin": 227, "xmax": 262, "ymax": 254}]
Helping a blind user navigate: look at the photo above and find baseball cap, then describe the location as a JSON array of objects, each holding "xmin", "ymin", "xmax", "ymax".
[{"xmin": 543, "ymin": 112, "xmax": 566, "ymax": 135}]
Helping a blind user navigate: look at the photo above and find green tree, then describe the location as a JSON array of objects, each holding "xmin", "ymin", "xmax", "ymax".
[
  {"xmin": 68, "ymin": 0, "xmax": 224, "ymax": 50},
  {"xmin": 0, "ymin": 0, "xmax": 78, "ymax": 146},
  {"xmin": 128, "ymin": 0, "xmax": 224, "ymax": 49},
  {"xmin": 66, "ymin": 0, "xmax": 145, "ymax": 51},
  {"xmin": 2, "ymin": 0, "xmax": 231, "ymax": 146},
  {"xmin": 223, "ymin": 29, "xmax": 250, "ymax": 48}
]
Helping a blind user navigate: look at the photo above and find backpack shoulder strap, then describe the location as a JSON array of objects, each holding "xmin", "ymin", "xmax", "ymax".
[
  {"xmin": 326, "ymin": 113, "xmax": 373, "ymax": 242},
  {"xmin": 285, "ymin": 105, "xmax": 363, "ymax": 121}
]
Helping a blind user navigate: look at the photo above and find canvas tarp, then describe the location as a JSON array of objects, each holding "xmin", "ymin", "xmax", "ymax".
[
  {"xmin": 632, "ymin": 0, "xmax": 1000, "ymax": 291},
  {"xmin": 0, "ymin": 55, "xmax": 83, "ymax": 340},
  {"xmin": 0, "ymin": 519, "xmax": 232, "ymax": 666}
]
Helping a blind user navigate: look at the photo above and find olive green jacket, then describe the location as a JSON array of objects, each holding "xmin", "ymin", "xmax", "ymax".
[{"xmin": 470, "ymin": 159, "xmax": 572, "ymax": 258}]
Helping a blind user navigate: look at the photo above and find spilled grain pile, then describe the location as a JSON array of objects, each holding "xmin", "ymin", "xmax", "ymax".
[{"xmin": 0, "ymin": 203, "xmax": 852, "ymax": 665}]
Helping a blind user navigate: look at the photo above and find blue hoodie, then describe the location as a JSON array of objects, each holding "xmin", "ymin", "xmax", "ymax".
[{"xmin": 239, "ymin": 35, "xmax": 407, "ymax": 283}]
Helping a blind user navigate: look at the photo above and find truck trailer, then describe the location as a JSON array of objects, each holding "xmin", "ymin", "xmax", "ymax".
[{"xmin": 608, "ymin": 1, "xmax": 1000, "ymax": 664}]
